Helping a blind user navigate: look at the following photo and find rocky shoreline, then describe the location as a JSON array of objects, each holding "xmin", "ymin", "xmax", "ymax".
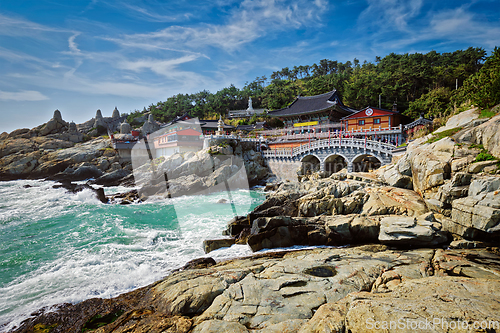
[{"xmin": 3, "ymin": 108, "xmax": 500, "ymax": 332}]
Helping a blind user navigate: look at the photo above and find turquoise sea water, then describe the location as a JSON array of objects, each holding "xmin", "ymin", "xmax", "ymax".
[{"xmin": 0, "ymin": 179, "xmax": 265, "ymax": 332}]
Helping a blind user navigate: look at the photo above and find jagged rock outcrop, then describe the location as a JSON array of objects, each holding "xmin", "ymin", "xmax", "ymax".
[
  {"xmin": 111, "ymin": 107, "xmax": 120, "ymax": 119},
  {"xmin": 39, "ymin": 110, "xmax": 69, "ymax": 136}
]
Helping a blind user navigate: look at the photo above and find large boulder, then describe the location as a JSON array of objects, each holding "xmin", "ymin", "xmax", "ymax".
[
  {"xmin": 361, "ymin": 186, "xmax": 428, "ymax": 216},
  {"xmin": 407, "ymin": 137, "xmax": 454, "ymax": 196},
  {"xmin": 433, "ymin": 107, "xmax": 479, "ymax": 134},
  {"xmin": 376, "ymin": 164, "xmax": 413, "ymax": 189},
  {"xmin": 456, "ymin": 112, "xmax": 500, "ymax": 158},
  {"xmin": 378, "ymin": 213, "xmax": 448, "ymax": 247},
  {"xmin": 450, "ymin": 190, "xmax": 500, "ymax": 240}
]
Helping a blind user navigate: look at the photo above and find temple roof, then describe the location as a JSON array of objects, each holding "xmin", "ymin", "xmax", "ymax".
[
  {"xmin": 404, "ymin": 116, "xmax": 433, "ymax": 130},
  {"xmin": 341, "ymin": 106, "xmax": 400, "ymax": 120},
  {"xmin": 268, "ymin": 90, "xmax": 356, "ymax": 118},
  {"xmin": 199, "ymin": 119, "xmax": 235, "ymax": 129}
]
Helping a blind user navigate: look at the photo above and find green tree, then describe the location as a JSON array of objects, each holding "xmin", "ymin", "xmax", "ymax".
[
  {"xmin": 453, "ymin": 47, "xmax": 500, "ymax": 109},
  {"xmin": 405, "ymin": 87, "xmax": 452, "ymax": 119}
]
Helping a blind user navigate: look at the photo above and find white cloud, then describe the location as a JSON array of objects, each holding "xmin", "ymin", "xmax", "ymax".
[
  {"xmin": 111, "ymin": 0, "xmax": 329, "ymax": 53},
  {"xmin": 358, "ymin": 0, "xmax": 423, "ymax": 32},
  {"xmin": 0, "ymin": 90, "xmax": 49, "ymax": 101},
  {"xmin": 0, "ymin": 13, "xmax": 74, "ymax": 37},
  {"xmin": 68, "ymin": 33, "xmax": 82, "ymax": 54},
  {"xmin": 353, "ymin": 1, "xmax": 500, "ymax": 55},
  {"xmin": 118, "ymin": 55, "xmax": 199, "ymax": 77},
  {"xmin": 122, "ymin": 3, "xmax": 192, "ymax": 22}
]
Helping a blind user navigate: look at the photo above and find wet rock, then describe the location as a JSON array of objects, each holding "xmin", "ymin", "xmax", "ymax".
[
  {"xmin": 49, "ymin": 164, "xmax": 103, "ymax": 182},
  {"xmin": 53, "ymin": 181, "xmax": 107, "ymax": 203},
  {"xmin": 181, "ymin": 257, "xmax": 217, "ymax": 270},
  {"xmin": 203, "ymin": 238, "xmax": 236, "ymax": 254},
  {"xmin": 92, "ymin": 169, "xmax": 130, "ymax": 186}
]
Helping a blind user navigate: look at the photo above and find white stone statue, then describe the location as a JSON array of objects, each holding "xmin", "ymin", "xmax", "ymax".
[{"xmin": 247, "ymin": 97, "xmax": 254, "ymax": 111}]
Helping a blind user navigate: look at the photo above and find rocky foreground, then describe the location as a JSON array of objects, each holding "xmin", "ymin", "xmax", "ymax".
[
  {"xmin": 9, "ymin": 246, "xmax": 500, "ymax": 332},
  {"xmin": 4, "ymin": 108, "xmax": 500, "ymax": 332}
]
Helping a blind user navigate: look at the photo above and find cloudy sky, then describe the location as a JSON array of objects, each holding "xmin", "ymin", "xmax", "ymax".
[{"xmin": 0, "ymin": 0, "xmax": 499, "ymax": 132}]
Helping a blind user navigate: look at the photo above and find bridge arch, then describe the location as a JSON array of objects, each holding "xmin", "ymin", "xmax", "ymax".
[
  {"xmin": 300, "ymin": 154, "xmax": 321, "ymax": 175},
  {"xmin": 352, "ymin": 153, "xmax": 382, "ymax": 172},
  {"xmin": 324, "ymin": 154, "xmax": 348, "ymax": 176}
]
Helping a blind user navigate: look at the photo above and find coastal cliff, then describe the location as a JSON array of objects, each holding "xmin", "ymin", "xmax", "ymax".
[{"xmin": 4, "ymin": 107, "xmax": 500, "ymax": 332}]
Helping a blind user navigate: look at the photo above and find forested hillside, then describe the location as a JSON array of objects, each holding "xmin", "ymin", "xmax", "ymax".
[{"xmin": 133, "ymin": 47, "xmax": 500, "ymax": 124}]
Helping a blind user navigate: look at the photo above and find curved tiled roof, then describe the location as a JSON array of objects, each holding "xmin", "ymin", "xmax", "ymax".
[
  {"xmin": 404, "ymin": 116, "xmax": 433, "ymax": 130},
  {"xmin": 268, "ymin": 90, "xmax": 356, "ymax": 118}
]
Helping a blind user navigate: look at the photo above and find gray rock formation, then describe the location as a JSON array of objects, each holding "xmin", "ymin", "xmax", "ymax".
[
  {"xmin": 39, "ymin": 110, "xmax": 69, "ymax": 136},
  {"xmin": 141, "ymin": 114, "xmax": 160, "ymax": 135},
  {"xmin": 111, "ymin": 106, "xmax": 120, "ymax": 119},
  {"xmin": 93, "ymin": 109, "xmax": 106, "ymax": 130},
  {"xmin": 68, "ymin": 121, "xmax": 78, "ymax": 133}
]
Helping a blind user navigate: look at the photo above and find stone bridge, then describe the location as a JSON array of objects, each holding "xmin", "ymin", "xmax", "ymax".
[{"xmin": 262, "ymin": 138, "xmax": 397, "ymax": 181}]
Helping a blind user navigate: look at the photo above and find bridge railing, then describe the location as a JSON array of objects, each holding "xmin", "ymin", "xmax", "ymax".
[
  {"xmin": 262, "ymin": 138, "xmax": 397, "ymax": 158},
  {"xmin": 206, "ymin": 134, "xmax": 260, "ymax": 142},
  {"xmin": 262, "ymin": 125, "xmax": 403, "ymax": 140}
]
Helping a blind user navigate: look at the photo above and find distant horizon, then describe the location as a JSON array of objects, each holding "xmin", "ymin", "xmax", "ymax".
[{"xmin": 1, "ymin": 0, "xmax": 499, "ymax": 133}]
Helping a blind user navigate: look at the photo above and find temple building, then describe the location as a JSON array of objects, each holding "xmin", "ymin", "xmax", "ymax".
[
  {"xmin": 404, "ymin": 114, "xmax": 433, "ymax": 140},
  {"xmin": 153, "ymin": 117, "xmax": 204, "ymax": 158},
  {"xmin": 268, "ymin": 90, "xmax": 356, "ymax": 130},
  {"xmin": 199, "ymin": 119, "xmax": 235, "ymax": 135},
  {"xmin": 340, "ymin": 105, "xmax": 406, "ymax": 145}
]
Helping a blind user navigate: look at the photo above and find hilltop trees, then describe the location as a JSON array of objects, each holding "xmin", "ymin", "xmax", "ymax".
[{"xmin": 142, "ymin": 47, "xmax": 494, "ymax": 124}]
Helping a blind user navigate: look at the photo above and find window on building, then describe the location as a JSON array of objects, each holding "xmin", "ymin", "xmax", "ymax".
[
  {"xmin": 374, "ymin": 118, "xmax": 381, "ymax": 124},
  {"xmin": 358, "ymin": 120, "xmax": 365, "ymax": 125}
]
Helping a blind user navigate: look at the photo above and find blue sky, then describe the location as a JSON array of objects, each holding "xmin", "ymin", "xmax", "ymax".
[{"xmin": 0, "ymin": 0, "xmax": 499, "ymax": 133}]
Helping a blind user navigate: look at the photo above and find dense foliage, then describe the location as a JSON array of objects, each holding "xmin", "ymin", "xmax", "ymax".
[{"xmin": 138, "ymin": 47, "xmax": 499, "ymax": 123}]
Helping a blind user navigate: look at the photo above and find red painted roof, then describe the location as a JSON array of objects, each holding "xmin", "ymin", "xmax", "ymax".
[{"xmin": 342, "ymin": 107, "xmax": 399, "ymax": 120}]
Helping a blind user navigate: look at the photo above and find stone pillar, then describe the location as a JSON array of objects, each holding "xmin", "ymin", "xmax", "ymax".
[{"xmin": 347, "ymin": 161, "xmax": 353, "ymax": 173}]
